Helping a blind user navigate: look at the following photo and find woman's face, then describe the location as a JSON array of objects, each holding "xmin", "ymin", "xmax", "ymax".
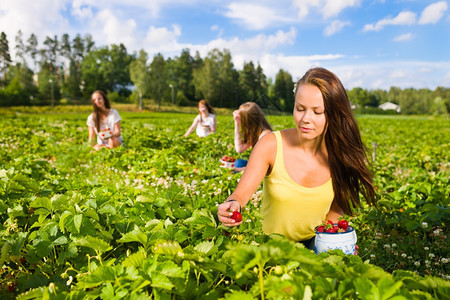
[
  {"xmin": 92, "ymin": 92, "xmax": 105, "ymax": 109},
  {"xmin": 293, "ymin": 84, "xmax": 327, "ymax": 140},
  {"xmin": 198, "ymin": 104, "xmax": 207, "ymax": 113}
]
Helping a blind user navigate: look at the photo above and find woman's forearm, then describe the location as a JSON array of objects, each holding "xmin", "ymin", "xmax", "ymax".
[
  {"xmin": 112, "ymin": 121, "xmax": 121, "ymax": 138},
  {"xmin": 234, "ymin": 122, "xmax": 246, "ymax": 153},
  {"xmin": 88, "ymin": 127, "xmax": 96, "ymax": 145},
  {"xmin": 325, "ymin": 200, "xmax": 344, "ymax": 223}
]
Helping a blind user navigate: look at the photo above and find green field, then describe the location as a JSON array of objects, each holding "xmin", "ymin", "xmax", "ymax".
[{"xmin": 0, "ymin": 107, "xmax": 449, "ymax": 299}]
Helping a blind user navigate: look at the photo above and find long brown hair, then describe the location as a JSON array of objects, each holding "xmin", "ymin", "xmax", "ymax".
[
  {"xmin": 91, "ymin": 90, "xmax": 111, "ymax": 132},
  {"xmin": 198, "ymin": 99, "xmax": 215, "ymax": 122},
  {"xmin": 295, "ymin": 67, "xmax": 376, "ymax": 215},
  {"xmin": 239, "ymin": 102, "xmax": 273, "ymax": 147}
]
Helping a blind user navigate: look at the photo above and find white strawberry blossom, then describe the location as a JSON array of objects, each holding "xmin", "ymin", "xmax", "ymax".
[{"xmin": 433, "ymin": 228, "xmax": 442, "ymax": 236}]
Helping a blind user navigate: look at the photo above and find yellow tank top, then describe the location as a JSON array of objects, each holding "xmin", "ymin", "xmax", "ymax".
[{"xmin": 262, "ymin": 131, "xmax": 334, "ymax": 241}]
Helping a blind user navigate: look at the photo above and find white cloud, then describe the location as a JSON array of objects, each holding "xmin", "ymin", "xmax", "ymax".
[
  {"xmin": 140, "ymin": 26, "xmax": 298, "ymax": 70},
  {"xmin": 393, "ymin": 33, "xmax": 413, "ymax": 42},
  {"xmin": 224, "ymin": 2, "xmax": 292, "ymax": 30},
  {"xmin": 363, "ymin": 11, "xmax": 416, "ymax": 32},
  {"xmin": 324, "ymin": 20, "xmax": 351, "ymax": 36},
  {"xmin": 91, "ymin": 9, "xmax": 137, "ymax": 48},
  {"xmin": 248, "ymin": 53, "xmax": 343, "ymax": 83},
  {"xmin": 292, "ymin": 0, "xmax": 321, "ymax": 19},
  {"xmin": 225, "ymin": 0, "xmax": 360, "ymax": 30},
  {"xmin": 329, "ymin": 61, "xmax": 450, "ymax": 90},
  {"xmin": 71, "ymin": 0, "xmax": 93, "ymax": 19},
  {"xmin": 0, "ymin": 0, "xmax": 70, "ymax": 49},
  {"xmin": 70, "ymin": 0, "xmax": 164, "ymax": 18},
  {"xmin": 418, "ymin": 1, "xmax": 448, "ymax": 25},
  {"xmin": 146, "ymin": 25, "xmax": 181, "ymax": 45},
  {"xmin": 389, "ymin": 70, "xmax": 406, "ymax": 79},
  {"xmin": 322, "ymin": 0, "xmax": 361, "ymax": 19},
  {"xmin": 199, "ymin": 27, "xmax": 297, "ymax": 59},
  {"xmin": 292, "ymin": 0, "xmax": 360, "ymax": 20}
]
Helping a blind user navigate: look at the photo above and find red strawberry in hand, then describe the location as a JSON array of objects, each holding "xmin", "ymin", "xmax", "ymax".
[
  {"xmin": 337, "ymin": 219, "xmax": 349, "ymax": 230},
  {"xmin": 231, "ymin": 211, "xmax": 242, "ymax": 222}
]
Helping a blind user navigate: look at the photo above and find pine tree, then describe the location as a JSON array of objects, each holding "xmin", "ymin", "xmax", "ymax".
[
  {"xmin": 0, "ymin": 32, "xmax": 12, "ymax": 82},
  {"xmin": 26, "ymin": 33, "xmax": 38, "ymax": 72}
]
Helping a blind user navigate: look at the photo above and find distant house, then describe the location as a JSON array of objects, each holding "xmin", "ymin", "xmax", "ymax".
[{"xmin": 379, "ymin": 102, "xmax": 401, "ymax": 113}]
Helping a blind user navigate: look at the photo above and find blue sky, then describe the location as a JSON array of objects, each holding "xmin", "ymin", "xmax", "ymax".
[{"xmin": 1, "ymin": 0, "xmax": 449, "ymax": 90}]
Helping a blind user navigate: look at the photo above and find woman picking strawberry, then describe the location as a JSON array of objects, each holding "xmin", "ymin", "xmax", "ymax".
[
  {"xmin": 232, "ymin": 102, "xmax": 273, "ymax": 172},
  {"xmin": 217, "ymin": 67, "xmax": 376, "ymax": 250},
  {"xmin": 87, "ymin": 90, "xmax": 124, "ymax": 150},
  {"xmin": 183, "ymin": 99, "xmax": 216, "ymax": 138}
]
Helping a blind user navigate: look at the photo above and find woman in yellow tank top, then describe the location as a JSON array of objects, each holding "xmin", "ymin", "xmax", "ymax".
[{"xmin": 217, "ymin": 67, "xmax": 376, "ymax": 249}]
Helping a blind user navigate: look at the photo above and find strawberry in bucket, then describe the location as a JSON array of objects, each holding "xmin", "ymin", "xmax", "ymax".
[
  {"xmin": 220, "ymin": 155, "xmax": 236, "ymax": 168},
  {"xmin": 314, "ymin": 217, "xmax": 357, "ymax": 255}
]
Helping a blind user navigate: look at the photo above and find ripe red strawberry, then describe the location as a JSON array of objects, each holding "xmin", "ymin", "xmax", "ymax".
[
  {"xmin": 316, "ymin": 225, "xmax": 325, "ymax": 232},
  {"xmin": 326, "ymin": 227, "xmax": 336, "ymax": 233},
  {"xmin": 231, "ymin": 211, "xmax": 242, "ymax": 222},
  {"xmin": 337, "ymin": 219, "xmax": 349, "ymax": 230}
]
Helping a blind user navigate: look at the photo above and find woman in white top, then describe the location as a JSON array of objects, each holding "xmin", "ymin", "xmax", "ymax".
[
  {"xmin": 183, "ymin": 100, "xmax": 217, "ymax": 138},
  {"xmin": 87, "ymin": 90, "xmax": 124, "ymax": 150},
  {"xmin": 233, "ymin": 102, "xmax": 273, "ymax": 172}
]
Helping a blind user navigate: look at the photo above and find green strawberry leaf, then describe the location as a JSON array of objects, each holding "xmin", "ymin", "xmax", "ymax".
[{"xmin": 72, "ymin": 236, "xmax": 112, "ymax": 254}]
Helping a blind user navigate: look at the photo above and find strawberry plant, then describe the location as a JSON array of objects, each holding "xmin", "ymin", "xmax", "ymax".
[{"xmin": 0, "ymin": 109, "xmax": 448, "ymax": 298}]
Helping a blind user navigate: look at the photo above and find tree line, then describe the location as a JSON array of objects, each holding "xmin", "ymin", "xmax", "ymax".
[{"xmin": 0, "ymin": 31, "xmax": 448, "ymax": 115}]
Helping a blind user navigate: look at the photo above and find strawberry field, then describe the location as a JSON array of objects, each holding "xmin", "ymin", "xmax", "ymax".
[{"xmin": 0, "ymin": 108, "xmax": 449, "ymax": 299}]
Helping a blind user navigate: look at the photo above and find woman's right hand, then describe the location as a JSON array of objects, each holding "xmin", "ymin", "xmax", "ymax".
[
  {"xmin": 233, "ymin": 110, "xmax": 240, "ymax": 124},
  {"xmin": 217, "ymin": 201, "xmax": 242, "ymax": 227}
]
